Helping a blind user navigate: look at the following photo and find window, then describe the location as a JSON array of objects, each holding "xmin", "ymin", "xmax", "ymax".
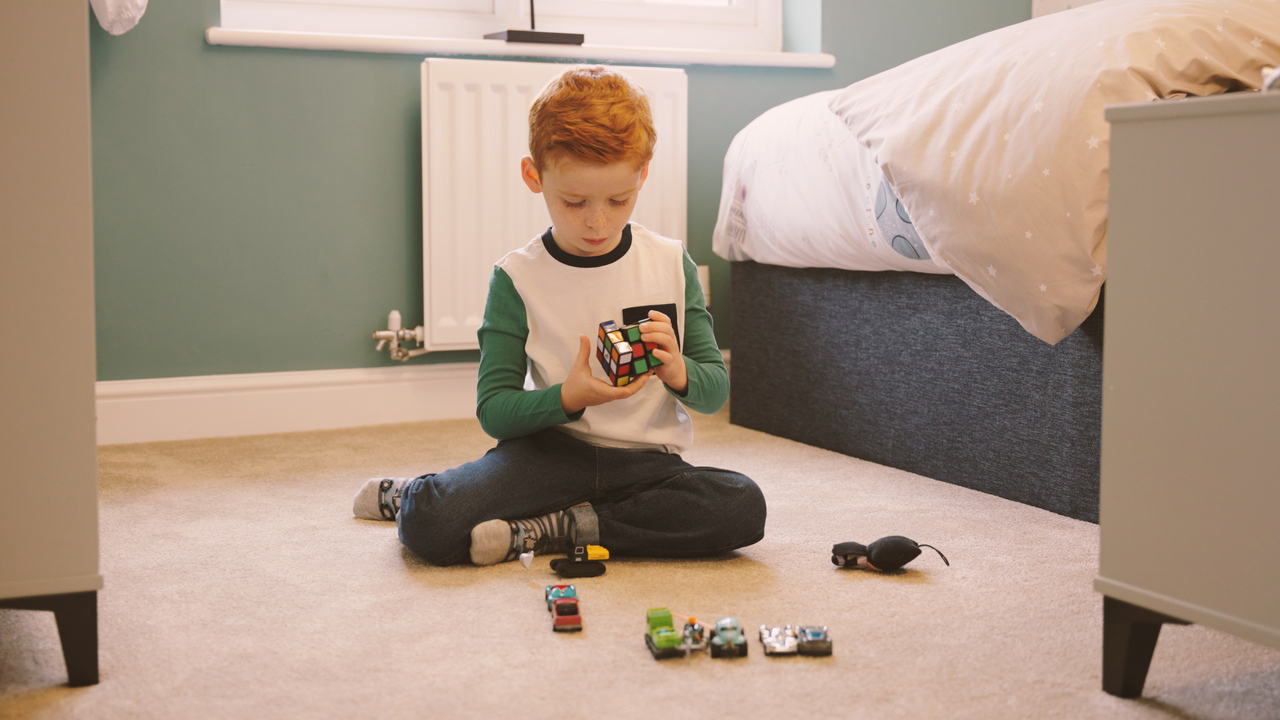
[{"xmin": 218, "ymin": 0, "xmax": 782, "ymax": 54}]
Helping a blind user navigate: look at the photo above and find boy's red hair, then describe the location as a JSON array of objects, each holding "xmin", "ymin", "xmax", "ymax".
[{"xmin": 528, "ymin": 65, "xmax": 656, "ymax": 172}]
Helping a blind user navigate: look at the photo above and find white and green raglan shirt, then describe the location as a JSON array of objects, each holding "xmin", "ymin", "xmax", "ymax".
[{"xmin": 476, "ymin": 223, "xmax": 728, "ymax": 456}]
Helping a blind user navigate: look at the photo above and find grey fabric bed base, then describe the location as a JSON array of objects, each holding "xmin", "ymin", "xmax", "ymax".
[{"xmin": 729, "ymin": 261, "xmax": 1103, "ymax": 523}]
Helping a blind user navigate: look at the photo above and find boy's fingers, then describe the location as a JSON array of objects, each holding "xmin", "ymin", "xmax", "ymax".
[
  {"xmin": 641, "ymin": 322, "xmax": 672, "ymax": 336},
  {"xmin": 575, "ymin": 335, "xmax": 591, "ymax": 367},
  {"xmin": 603, "ymin": 373, "xmax": 648, "ymax": 399},
  {"xmin": 641, "ymin": 325, "xmax": 674, "ymax": 347},
  {"xmin": 651, "ymin": 346, "xmax": 682, "ymax": 363},
  {"xmin": 621, "ymin": 373, "xmax": 650, "ymax": 394}
]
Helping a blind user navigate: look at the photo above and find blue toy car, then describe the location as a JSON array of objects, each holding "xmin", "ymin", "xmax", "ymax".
[
  {"xmin": 709, "ymin": 616, "xmax": 748, "ymax": 658},
  {"xmin": 796, "ymin": 625, "xmax": 832, "ymax": 656}
]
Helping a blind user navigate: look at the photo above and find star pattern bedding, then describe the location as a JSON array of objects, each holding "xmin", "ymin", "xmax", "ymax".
[{"xmin": 714, "ymin": 0, "xmax": 1280, "ymax": 344}]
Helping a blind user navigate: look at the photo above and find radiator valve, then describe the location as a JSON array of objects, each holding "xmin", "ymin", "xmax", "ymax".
[{"xmin": 373, "ymin": 310, "xmax": 429, "ymax": 361}]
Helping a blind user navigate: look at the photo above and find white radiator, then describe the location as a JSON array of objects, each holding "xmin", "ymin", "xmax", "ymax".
[{"xmin": 420, "ymin": 58, "xmax": 689, "ymax": 351}]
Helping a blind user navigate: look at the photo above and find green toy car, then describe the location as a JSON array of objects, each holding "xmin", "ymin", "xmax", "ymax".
[
  {"xmin": 645, "ymin": 607, "xmax": 686, "ymax": 659},
  {"xmin": 709, "ymin": 616, "xmax": 749, "ymax": 658}
]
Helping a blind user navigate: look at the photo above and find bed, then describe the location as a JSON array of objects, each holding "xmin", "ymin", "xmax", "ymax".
[{"xmin": 713, "ymin": 0, "xmax": 1280, "ymax": 522}]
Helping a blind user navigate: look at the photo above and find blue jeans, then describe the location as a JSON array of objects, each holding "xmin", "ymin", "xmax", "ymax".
[{"xmin": 397, "ymin": 427, "xmax": 767, "ymax": 566}]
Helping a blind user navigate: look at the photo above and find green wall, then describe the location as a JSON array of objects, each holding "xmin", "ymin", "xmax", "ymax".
[{"xmin": 90, "ymin": 0, "xmax": 1030, "ymax": 381}]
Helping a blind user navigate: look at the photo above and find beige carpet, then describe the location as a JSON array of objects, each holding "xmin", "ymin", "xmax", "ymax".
[{"xmin": 2, "ymin": 408, "xmax": 1278, "ymax": 719}]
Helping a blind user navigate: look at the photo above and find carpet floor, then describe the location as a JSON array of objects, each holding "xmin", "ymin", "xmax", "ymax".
[{"xmin": 2, "ymin": 408, "xmax": 1278, "ymax": 719}]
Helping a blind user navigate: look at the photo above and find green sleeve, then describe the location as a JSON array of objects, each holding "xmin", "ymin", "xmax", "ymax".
[
  {"xmin": 669, "ymin": 250, "xmax": 729, "ymax": 414},
  {"xmin": 475, "ymin": 267, "xmax": 582, "ymax": 440}
]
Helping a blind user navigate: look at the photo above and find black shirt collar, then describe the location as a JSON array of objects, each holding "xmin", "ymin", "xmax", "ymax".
[{"xmin": 541, "ymin": 224, "xmax": 632, "ymax": 268}]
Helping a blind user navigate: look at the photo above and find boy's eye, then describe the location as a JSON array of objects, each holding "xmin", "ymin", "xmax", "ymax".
[{"xmin": 562, "ymin": 197, "xmax": 629, "ymax": 209}]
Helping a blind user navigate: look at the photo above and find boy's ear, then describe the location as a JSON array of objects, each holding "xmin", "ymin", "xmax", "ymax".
[
  {"xmin": 520, "ymin": 156, "xmax": 543, "ymax": 194},
  {"xmin": 639, "ymin": 162, "xmax": 650, "ymax": 187}
]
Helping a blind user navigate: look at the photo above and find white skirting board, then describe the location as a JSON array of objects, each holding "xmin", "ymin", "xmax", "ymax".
[
  {"xmin": 96, "ymin": 363, "xmax": 479, "ymax": 445},
  {"xmin": 97, "ymin": 352, "xmax": 728, "ymax": 445}
]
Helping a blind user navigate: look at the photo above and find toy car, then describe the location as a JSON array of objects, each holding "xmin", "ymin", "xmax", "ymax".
[
  {"xmin": 682, "ymin": 617, "xmax": 708, "ymax": 652},
  {"xmin": 645, "ymin": 607, "xmax": 685, "ymax": 659},
  {"xmin": 708, "ymin": 616, "xmax": 749, "ymax": 658},
  {"xmin": 545, "ymin": 584, "xmax": 575, "ymax": 609},
  {"xmin": 796, "ymin": 625, "xmax": 833, "ymax": 656},
  {"xmin": 759, "ymin": 625, "xmax": 799, "ymax": 655},
  {"xmin": 545, "ymin": 584, "xmax": 581, "ymax": 632}
]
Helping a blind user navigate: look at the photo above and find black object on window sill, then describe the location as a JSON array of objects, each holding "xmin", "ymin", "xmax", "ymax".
[
  {"xmin": 485, "ymin": 0, "xmax": 584, "ymax": 45},
  {"xmin": 485, "ymin": 29, "xmax": 584, "ymax": 45}
]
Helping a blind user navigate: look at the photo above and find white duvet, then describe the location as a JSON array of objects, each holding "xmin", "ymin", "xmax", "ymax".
[{"xmin": 714, "ymin": 0, "xmax": 1280, "ymax": 344}]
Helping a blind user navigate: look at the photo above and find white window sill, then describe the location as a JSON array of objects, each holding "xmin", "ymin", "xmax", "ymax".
[{"xmin": 205, "ymin": 28, "xmax": 835, "ymax": 69}]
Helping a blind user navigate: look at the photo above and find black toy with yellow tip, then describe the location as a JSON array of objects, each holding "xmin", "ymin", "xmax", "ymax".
[{"xmin": 551, "ymin": 544, "xmax": 609, "ymax": 578}]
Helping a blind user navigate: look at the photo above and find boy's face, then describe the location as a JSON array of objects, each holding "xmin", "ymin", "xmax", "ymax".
[{"xmin": 521, "ymin": 154, "xmax": 648, "ymax": 258}]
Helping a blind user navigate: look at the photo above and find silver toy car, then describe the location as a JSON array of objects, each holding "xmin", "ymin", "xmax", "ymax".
[
  {"xmin": 682, "ymin": 618, "xmax": 708, "ymax": 652},
  {"xmin": 759, "ymin": 625, "xmax": 799, "ymax": 655}
]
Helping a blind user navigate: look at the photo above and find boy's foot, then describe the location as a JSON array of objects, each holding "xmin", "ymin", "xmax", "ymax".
[
  {"xmin": 469, "ymin": 510, "xmax": 574, "ymax": 566},
  {"xmin": 352, "ymin": 477, "xmax": 410, "ymax": 521}
]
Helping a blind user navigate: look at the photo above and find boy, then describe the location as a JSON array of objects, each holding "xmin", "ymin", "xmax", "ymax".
[{"xmin": 352, "ymin": 65, "xmax": 766, "ymax": 566}]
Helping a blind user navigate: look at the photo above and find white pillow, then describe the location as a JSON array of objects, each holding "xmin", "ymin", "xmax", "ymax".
[
  {"xmin": 712, "ymin": 91, "xmax": 953, "ymax": 275},
  {"xmin": 829, "ymin": 0, "xmax": 1280, "ymax": 343}
]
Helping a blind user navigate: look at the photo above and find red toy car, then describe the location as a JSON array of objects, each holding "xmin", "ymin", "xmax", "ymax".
[{"xmin": 545, "ymin": 584, "xmax": 582, "ymax": 632}]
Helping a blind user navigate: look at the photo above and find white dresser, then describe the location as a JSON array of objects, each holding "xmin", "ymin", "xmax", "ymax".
[
  {"xmin": 0, "ymin": 0, "xmax": 102, "ymax": 686},
  {"xmin": 1096, "ymin": 90, "xmax": 1280, "ymax": 697}
]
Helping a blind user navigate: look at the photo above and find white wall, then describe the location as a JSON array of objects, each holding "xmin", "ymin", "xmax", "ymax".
[{"xmin": 0, "ymin": 0, "xmax": 103, "ymax": 599}]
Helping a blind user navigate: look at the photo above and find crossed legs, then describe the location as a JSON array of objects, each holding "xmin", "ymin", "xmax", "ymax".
[{"xmin": 396, "ymin": 428, "xmax": 766, "ymax": 566}]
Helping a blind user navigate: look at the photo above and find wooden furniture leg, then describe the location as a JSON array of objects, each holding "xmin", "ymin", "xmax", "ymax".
[
  {"xmin": 0, "ymin": 591, "xmax": 99, "ymax": 686},
  {"xmin": 1102, "ymin": 595, "xmax": 1189, "ymax": 698}
]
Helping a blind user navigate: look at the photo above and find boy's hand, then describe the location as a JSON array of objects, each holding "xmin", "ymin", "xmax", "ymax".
[
  {"xmin": 641, "ymin": 310, "xmax": 688, "ymax": 396},
  {"xmin": 561, "ymin": 335, "xmax": 651, "ymax": 415}
]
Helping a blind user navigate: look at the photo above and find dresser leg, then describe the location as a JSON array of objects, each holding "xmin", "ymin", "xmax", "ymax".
[
  {"xmin": 0, "ymin": 590, "xmax": 99, "ymax": 686},
  {"xmin": 1102, "ymin": 595, "xmax": 1189, "ymax": 698},
  {"xmin": 52, "ymin": 591, "xmax": 99, "ymax": 686}
]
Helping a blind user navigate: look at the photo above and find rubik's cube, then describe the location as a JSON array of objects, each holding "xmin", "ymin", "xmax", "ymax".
[{"xmin": 596, "ymin": 319, "xmax": 663, "ymax": 387}]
